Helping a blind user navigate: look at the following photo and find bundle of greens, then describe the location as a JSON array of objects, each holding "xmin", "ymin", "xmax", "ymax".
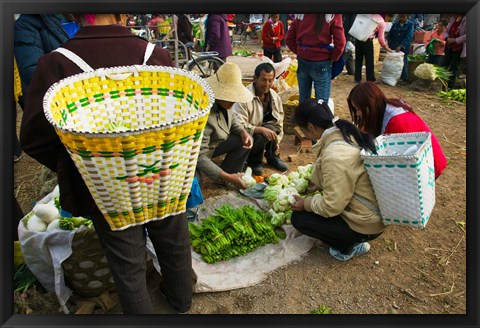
[
  {"xmin": 438, "ymin": 88, "xmax": 466, "ymax": 103},
  {"xmin": 14, "ymin": 263, "xmax": 41, "ymax": 293},
  {"xmin": 188, "ymin": 204, "xmax": 278, "ymax": 264},
  {"xmin": 233, "ymin": 49, "xmax": 252, "ymax": 57},
  {"xmin": 407, "ymin": 53, "xmax": 427, "ymax": 62},
  {"xmin": 414, "ymin": 63, "xmax": 452, "ymax": 90}
]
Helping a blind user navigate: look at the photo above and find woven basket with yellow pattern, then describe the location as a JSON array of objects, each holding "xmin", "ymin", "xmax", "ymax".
[{"xmin": 43, "ymin": 66, "xmax": 214, "ymax": 230}]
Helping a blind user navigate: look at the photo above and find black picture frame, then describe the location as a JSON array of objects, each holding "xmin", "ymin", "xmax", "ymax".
[{"xmin": 1, "ymin": 1, "xmax": 478, "ymax": 327}]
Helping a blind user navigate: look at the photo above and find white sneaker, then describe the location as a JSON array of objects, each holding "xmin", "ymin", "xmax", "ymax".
[{"xmin": 328, "ymin": 242, "xmax": 371, "ymax": 261}]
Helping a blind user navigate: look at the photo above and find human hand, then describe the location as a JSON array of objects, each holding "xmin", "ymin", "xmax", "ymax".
[
  {"xmin": 395, "ymin": 46, "xmax": 402, "ymax": 52},
  {"xmin": 241, "ymin": 130, "xmax": 253, "ymax": 149},
  {"xmin": 306, "ymin": 181, "xmax": 318, "ymax": 194},
  {"xmin": 291, "ymin": 195, "xmax": 305, "ymax": 212},
  {"xmin": 258, "ymin": 127, "xmax": 277, "ymax": 141},
  {"xmin": 227, "ymin": 172, "xmax": 247, "ymax": 189},
  {"xmin": 447, "ymin": 37, "xmax": 456, "ymax": 44}
]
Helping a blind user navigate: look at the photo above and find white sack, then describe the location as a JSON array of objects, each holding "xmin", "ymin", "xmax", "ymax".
[
  {"xmin": 18, "ymin": 186, "xmax": 77, "ymax": 313},
  {"xmin": 381, "ymin": 51, "xmax": 405, "ymax": 86}
]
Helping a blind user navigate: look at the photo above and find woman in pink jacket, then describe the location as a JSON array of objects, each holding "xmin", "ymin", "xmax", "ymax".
[
  {"xmin": 347, "ymin": 82, "xmax": 447, "ymax": 179},
  {"xmin": 353, "ymin": 14, "xmax": 392, "ymax": 83},
  {"xmin": 426, "ymin": 19, "xmax": 448, "ymax": 66}
]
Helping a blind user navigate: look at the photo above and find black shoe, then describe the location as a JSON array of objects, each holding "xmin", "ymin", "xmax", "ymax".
[
  {"xmin": 266, "ymin": 156, "xmax": 288, "ymax": 172},
  {"xmin": 250, "ymin": 163, "xmax": 265, "ymax": 176}
]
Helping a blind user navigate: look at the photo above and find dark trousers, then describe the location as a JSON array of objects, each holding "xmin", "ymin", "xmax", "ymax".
[
  {"xmin": 91, "ymin": 212, "xmax": 192, "ymax": 314},
  {"xmin": 343, "ymin": 50, "xmax": 355, "ymax": 75},
  {"xmin": 354, "ymin": 38, "xmax": 375, "ymax": 82},
  {"xmin": 400, "ymin": 50, "xmax": 409, "ymax": 82},
  {"xmin": 291, "ymin": 211, "xmax": 382, "ymax": 254},
  {"xmin": 247, "ymin": 133, "xmax": 278, "ymax": 165},
  {"xmin": 427, "ymin": 54, "xmax": 444, "ymax": 66},
  {"xmin": 263, "ymin": 47, "xmax": 282, "ymax": 63},
  {"xmin": 443, "ymin": 47, "xmax": 462, "ymax": 89},
  {"xmin": 212, "ymin": 134, "xmax": 251, "ymax": 174}
]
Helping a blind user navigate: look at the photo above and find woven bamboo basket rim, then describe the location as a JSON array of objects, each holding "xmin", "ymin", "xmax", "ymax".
[
  {"xmin": 43, "ymin": 65, "xmax": 214, "ymax": 137},
  {"xmin": 360, "ymin": 132, "xmax": 432, "ymax": 160}
]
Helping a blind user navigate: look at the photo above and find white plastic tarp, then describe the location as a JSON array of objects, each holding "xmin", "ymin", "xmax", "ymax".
[{"xmin": 152, "ymin": 192, "xmax": 317, "ymax": 293}]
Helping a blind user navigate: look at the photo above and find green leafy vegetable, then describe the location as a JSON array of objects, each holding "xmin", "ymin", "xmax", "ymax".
[{"xmin": 188, "ymin": 204, "xmax": 278, "ymax": 264}]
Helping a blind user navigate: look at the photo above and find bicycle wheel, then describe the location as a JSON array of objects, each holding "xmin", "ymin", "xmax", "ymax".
[
  {"xmin": 240, "ymin": 31, "xmax": 248, "ymax": 45},
  {"xmin": 187, "ymin": 57, "xmax": 225, "ymax": 79}
]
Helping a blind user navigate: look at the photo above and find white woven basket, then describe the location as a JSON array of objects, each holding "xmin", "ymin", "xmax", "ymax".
[{"xmin": 360, "ymin": 132, "xmax": 436, "ymax": 229}]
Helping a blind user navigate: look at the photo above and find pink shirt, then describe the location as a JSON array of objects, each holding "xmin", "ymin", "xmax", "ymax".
[
  {"xmin": 369, "ymin": 14, "xmax": 387, "ymax": 48},
  {"xmin": 426, "ymin": 30, "xmax": 447, "ymax": 55}
]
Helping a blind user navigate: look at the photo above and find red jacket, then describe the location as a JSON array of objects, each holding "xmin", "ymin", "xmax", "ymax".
[
  {"xmin": 385, "ymin": 112, "xmax": 447, "ymax": 179},
  {"xmin": 262, "ymin": 20, "xmax": 284, "ymax": 50},
  {"xmin": 285, "ymin": 14, "xmax": 346, "ymax": 62}
]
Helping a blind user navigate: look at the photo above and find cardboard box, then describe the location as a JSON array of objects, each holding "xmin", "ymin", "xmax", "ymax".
[{"xmin": 413, "ymin": 31, "xmax": 432, "ymax": 44}]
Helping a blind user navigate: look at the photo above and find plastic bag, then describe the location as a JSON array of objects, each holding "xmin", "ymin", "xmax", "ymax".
[
  {"xmin": 426, "ymin": 39, "xmax": 436, "ymax": 55},
  {"xmin": 18, "ymin": 186, "xmax": 76, "ymax": 313},
  {"xmin": 345, "ymin": 40, "xmax": 355, "ymax": 52},
  {"xmin": 381, "ymin": 51, "xmax": 405, "ymax": 86}
]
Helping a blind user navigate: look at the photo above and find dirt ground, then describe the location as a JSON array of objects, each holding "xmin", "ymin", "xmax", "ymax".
[{"xmin": 13, "ymin": 40, "xmax": 466, "ymax": 315}]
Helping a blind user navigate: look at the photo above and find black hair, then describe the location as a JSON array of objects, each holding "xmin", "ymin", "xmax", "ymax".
[
  {"xmin": 439, "ymin": 19, "xmax": 449, "ymax": 26},
  {"xmin": 254, "ymin": 62, "xmax": 276, "ymax": 78},
  {"xmin": 292, "ymin": 99, "xmax": 377, "ymax": 154}
]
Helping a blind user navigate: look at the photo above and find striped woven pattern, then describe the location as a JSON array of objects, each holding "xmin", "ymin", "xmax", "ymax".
[
  {"xmin": 360, "ymin": 132, "xmax": 436, "ymax": 229},
  {"xmin": 43, "ymin": 66, "xmax": 214, "ymax": 230}
]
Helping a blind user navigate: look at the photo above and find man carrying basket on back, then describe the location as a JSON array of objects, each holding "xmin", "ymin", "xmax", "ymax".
[{"xmin": 21, "ymin": 14, "xmax": 193, "ymax": 314}]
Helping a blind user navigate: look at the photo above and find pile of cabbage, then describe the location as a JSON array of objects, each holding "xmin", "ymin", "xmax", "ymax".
[{"xmin": 263, "ymin": 164, "xmax": 313, "ymax": 227}]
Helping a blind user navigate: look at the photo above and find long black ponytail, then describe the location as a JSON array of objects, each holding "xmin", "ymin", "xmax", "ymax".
[{"xmin": 292, "ymin": 99, "xmax": 377, "ymax": 154}]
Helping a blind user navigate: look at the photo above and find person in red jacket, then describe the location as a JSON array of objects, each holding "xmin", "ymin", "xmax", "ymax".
[
  {"xmin": 285, "ymin": 14, "xmax": 346, "ymax": 103},
  {"xmin": 262, "ymin": 14, "xmax": 284, "ymax": 63},
  {"xmin": 347, "ymin": 82, "xmax": 447, "ymax": 179}
]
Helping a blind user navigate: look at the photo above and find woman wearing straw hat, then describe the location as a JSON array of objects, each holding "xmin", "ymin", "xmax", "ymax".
[
  {"xmin": 196, "ymin": 62, "xmax": 254, "ymax": 190},
  {"xmin": 21, "ymin": 14, "xmax": 193, "ymax": 314}
]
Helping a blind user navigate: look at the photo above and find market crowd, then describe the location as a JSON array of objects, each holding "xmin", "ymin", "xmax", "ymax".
[{"xmin": 13, "ymin": 13, "xmax": 459, "ymax": 314}]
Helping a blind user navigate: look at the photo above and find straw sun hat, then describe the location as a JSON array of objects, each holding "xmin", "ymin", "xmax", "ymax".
[{"xmin": 204, "ymin": 62, "xmax": 253, "ymax": 103}]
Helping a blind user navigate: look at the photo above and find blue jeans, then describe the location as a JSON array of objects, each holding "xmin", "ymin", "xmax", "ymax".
[{"xmin": 297, "ymin": 58, "xmax": 331, "ymax": 103}]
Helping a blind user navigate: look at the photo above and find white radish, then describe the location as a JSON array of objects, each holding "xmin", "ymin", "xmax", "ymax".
[
  {"xmin": 46, "ymin": 219, "xmax": 61, "ymax": 231},
  {"xmin": 33, "ymin": 204, "xmax": 61, "ymax": 224},
  {"xmin": 27, "ymin": 215, "xmax": 47, "ymax": 232}
]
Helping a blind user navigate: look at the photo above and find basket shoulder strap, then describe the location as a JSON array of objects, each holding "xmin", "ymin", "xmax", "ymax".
[
  {"xmin": 326, "ymin": 140, "xmax": 360, "ymax": 149},
  {"xmin": 353, "ymin": 193, "xmax": 381, "ymax": 216},
  {"xmin": 142, "ymin": 42, "xmax": 156, "ymax": 65},
  {"xmin": 326, "ymin": 140, "xmax": 381, "ymax": 216},
  {"xmin": 53, "ymin": 47, "xmax": 95, "ymax": 72}
]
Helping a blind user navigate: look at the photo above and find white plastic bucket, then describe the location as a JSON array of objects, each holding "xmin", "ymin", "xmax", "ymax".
[{"xmin": 348, "ymin": 14, "xmax": 380, "ymax": 42}]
